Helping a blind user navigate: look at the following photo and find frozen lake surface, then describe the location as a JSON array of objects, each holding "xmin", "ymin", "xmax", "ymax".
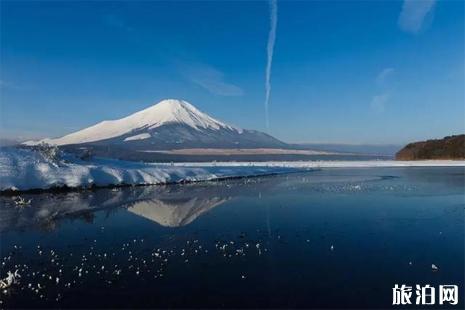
[{"xmin": 0, "ymin": 167, "xmax": 464, "ymax": 308}]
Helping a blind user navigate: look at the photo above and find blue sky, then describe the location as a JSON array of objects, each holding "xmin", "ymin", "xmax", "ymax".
[{"xmin": 1, "ymin": 0, "xmax": 463, "ymax": 144}]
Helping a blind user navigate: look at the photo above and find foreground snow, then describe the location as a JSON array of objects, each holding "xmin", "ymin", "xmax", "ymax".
[
  {"xmin": 0, "ymin": 148, "xmax": 303, "ymax": 192},
  {"xmin": 1, "ymin": 148, "xmax": 464, "ymax": 192}
]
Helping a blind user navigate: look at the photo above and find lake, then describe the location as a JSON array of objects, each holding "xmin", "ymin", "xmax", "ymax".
[{"xmin": 1, "ymin": 167, "xmax": 463, "ymax": 308}]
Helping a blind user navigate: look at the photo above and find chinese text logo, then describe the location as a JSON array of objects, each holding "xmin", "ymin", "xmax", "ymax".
[{"xmin": 392, "ymin": 284, "xmax": 458, "ymax": 306}]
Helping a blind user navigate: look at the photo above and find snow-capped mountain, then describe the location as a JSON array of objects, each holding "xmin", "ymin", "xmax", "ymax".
[{"xmin": 25, "ymin": 99, "xmax": 287, "ymax": 150}]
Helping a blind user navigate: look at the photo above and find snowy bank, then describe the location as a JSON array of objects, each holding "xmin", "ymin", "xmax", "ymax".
[
  {"xmin": 0, "ymin": 148, "xmax": 304, "ymax": 192},
  {"xmin": 1, "ymin": 148, "xmax": 464, "ymax": 192}
]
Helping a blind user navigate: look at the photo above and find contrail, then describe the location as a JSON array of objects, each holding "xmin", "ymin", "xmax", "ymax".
[{"xmin": 265, "ymin": 0, "xmax": 277, "ymax": 131}]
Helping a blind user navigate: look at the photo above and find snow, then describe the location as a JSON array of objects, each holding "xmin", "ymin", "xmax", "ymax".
[
  {"xmin": 0, "ymin": 270, "xmax": 20, "ymax": 289},
  {"xmin": 124, "ymin": 133, "xmax": 151, "ymax": 141},
  {"xmin": 23, "ymin": 99, "xmax": 241, "ymax": 146},
  {"xmin": 1, "ymin": 148, "xmax": 463, "ymax": 192},
  {"xmin": 0, "ymin": 148, "xmax": 302, "ymax": 192}
]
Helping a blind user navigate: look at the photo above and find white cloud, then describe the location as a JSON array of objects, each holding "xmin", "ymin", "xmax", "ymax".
[
  {"xmin": 398, "ymin": 0, "xmax": 436, "ymax": 34},
  {"xmin": 371, "ymin": 69, "xmax": 394, "ymax": 112},
  {"xmin": 370, "ymin": 93, "xmax": 389, "ymax": 113},
  {"xmin": 181, "ymin": 63, "xmax": 244, "ymax": 97},
  {"xmin": 264, "ymin": 0, "xmax": 278, "ymax": 130},
  {"xmin": 376, "ymin": 68, "xmax": 395, "ymax": 86}
]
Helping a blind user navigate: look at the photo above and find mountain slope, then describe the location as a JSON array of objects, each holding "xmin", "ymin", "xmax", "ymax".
[{"xmin": 24, "ymin": 99, "xmax": 287, "ymax": 150}]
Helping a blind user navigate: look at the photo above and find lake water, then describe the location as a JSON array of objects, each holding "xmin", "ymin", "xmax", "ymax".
[{"xmin": 1, "ymin": 167, "xmax": 463, "ymax": 308}]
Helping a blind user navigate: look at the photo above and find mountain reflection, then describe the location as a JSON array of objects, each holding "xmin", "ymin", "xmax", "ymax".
[
  {"xmin": 127, "ymin": 197, "xmax": 228, "ymax": 227},
  {"xmin": 2, "ymin": 169, "xmax": 455, "ymax": 233},
  {"xmin": 0, "ymin": 179, "xmax": 272, "ymax": 232}
]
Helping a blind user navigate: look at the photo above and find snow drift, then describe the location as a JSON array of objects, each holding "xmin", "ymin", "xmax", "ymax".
[{"xmin": 0, "ymin": 148, "xmax": 302, "ymax": 192}]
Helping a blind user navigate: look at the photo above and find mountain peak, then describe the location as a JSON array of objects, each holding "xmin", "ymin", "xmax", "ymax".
[
  {"xmin": 145, "ymin": 99, "xmax": 196, "ymax": 115},
  {"xmin": 133, "ymin": 99, "xmax": 235, "ymax": 132},
  {"xmin": 24, "ymin": 99, "xmax": 241, "ymax": 146},
  {"xmin": 141, "ymin": 99, "xmax": 211, "ymax": 124},
  {"xmin": 154, "ymin": 99, "xmax": 195, "ymax": 110}
]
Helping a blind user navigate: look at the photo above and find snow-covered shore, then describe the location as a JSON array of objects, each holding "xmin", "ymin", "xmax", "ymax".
[
  {"xmin": 0, "ymin": 148, "xmax": 304, "ymax": 192},
  {"xmin": 1, "ymin": 148, "xmax": 464, "ymax": 192}
]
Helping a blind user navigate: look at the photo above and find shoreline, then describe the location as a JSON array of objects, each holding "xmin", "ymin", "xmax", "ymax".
[
  {"xmin": 0, "ymin": 170, "xmax": 307, "ymax": 196},
  {"xmin": 2, "ymin": 160, "xmax": 464, "ymax": 195},
  {"xmin": 1, "ymin": 147, "xmax": 464, "ymax": 194}
]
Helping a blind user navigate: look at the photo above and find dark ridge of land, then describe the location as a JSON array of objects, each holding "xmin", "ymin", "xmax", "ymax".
[{"xmin": 396, "ymin": 135, "xmax": 465, "ymax": 160}]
